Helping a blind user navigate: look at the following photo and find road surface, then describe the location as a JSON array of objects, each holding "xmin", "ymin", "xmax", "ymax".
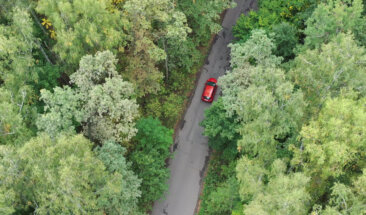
[{"xmin": 151, "ymin": 1, "xmax": 257, "ymax": 214}]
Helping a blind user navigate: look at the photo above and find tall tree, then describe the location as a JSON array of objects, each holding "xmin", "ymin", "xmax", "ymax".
[
  {"xmin": 95, "ymin": 141, "xmax": 142, "ymax": 215},
  {"xmin": 0, "ymin": 89, "xmax": 31, "ymax": 146},
  {"xmin": 271, "ymin": 22, "xmax": 298, "ymax": 60},
  {"xmin": 36, "ymin": 0, "xmax": 128, "ymax": 67},
  {"xmin": 177, "ymin": 0, "xmax": 233, "ymax": 45},
  {"xmin": 219, "ymin": 30, "xmax": 304, "ymax": 164},
  {"xmin": 236, "ymin": 156, "xmax": 267, "ymax": 202},
  {"xmin": 221, "ymin": 65, "xmax": 305, "ymax": 164},
  {"xmin": 312, "ymin": 170, "xmax": 366, "ymax": 214},
  {"xmin": 219, "ymin": 30, "xmax": 282, "ymax": 118},
  {"xmin": 37, "ymin": 51, "xmax": 139, "ymax": 145},
  {"xmin": 130, "ymin": 117, "xmax": 173, "ymax": 209},
  {"xmin": 0, "ymin": 134, "xmax": 142, "ymax": 214},
  {"xmin": 204, "ymin": 177, "xmax": 241, "ymax": 215},
  {"xmin": 123, "ymin": 0, "xmax": 191, "ymax": 96},
  {"xmin": 36, "ymin": 86, "xmax": 83, "ymax": 138},
  {"xmin": 302, "ymin": 0, "xmax": 366, "ymax": 50},
  {"xmin": 290, "ymin": 33, "xmax": 366, "ymax": 116},
  {"xmin": 233, "ymin": 0, "xmax": 318, "ymax": 42},
  {"xmin": 242, "ymin": 160, "xmax": 310, "ymax": 215},
  {"xmin": 0, "ymin": 8, "xmax": 38, "ymax": 117},
  {"xmin": 200, "ymin": 98, "xmax": 240, "ymax": 160},
  {"xmin": 237, "ymin": 158, "xmax": 310, "ymax": 215},
  {"xmin": 291, "ymin": 93, "xmax": 366, "ymax": 200}
]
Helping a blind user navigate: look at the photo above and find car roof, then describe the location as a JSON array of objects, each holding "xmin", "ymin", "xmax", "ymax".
[{"xmin": 203, "ymin": 85, "xmax": 214, "ymax": 97}]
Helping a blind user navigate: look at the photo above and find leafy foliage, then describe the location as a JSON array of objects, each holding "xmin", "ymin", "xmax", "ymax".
[
  {"xmin": 316, "ymin": 177, "xmax": 366, "ymax": 214},
  {"xmin": 0, "ymin": 89, "xmax": 31, "ymax": 146},
  {"xmin": 38, "ymin": 51, "xmax": 139, "ymax": 145},
  {"xmin": 36, "ymin": 0, "xmax": 128, "ymax": 67},
  {"xmin": 36, "ymin": 86, "xmax": 82, "ymax": 137},
  {"xmin": 178, "ymin": 0, "xmax": 233, "ymax": 46},
  {"xmin": 198, "ymin": 156, "xmax": 239, "ymax": 215},
  {"xmin": 219, "ymin": 30, "xmax": 282, "ymax": 118},
  {"xmin": 290, "ymin": 33, "xmax": 366, "ymax": 116},
  {"xmin": 239, "ymin": 159, "xmax": 311, "ymax": 215},
  {"xmin": 200, "ymin": 98, "xmax": 240, "ymax": 159},
  {"xmin": 0, "ymin": 134, "xmax": 141, "ymax": 214},
  {"xmin": 302, "ymin": 0, "xmax": 366, "ymax": 50},
  {"xmin": 0, "ymin": 0, "xmax": 234, "ymax": 213},
  {"xmin": 271, "ymin": 22, "xmax": 298, "ymax": 60},
  {"xmin": 291, "ymin": 93, "xmax": 366, "ymax": 200},
  {"xmin": 204, "ymin": 177, "xmax": 240, "ymax": 215},
  {"xmin": 0, "ymin": 8, "xmax": 38, "ymax": 124},
  {"xmin": 95, "ymin": 141, "xmax": 142, "ymax": 215},
  {"xmin": 130, "ymin": 117, "xmax": 173, "ymax": 209},
  {"xmin": 220, "ymin": 31, "xmax": 304, "ymax": 164},
  {"xmin": 123, "ymin": 0, "xmax": 191, "ymax": 96},
  {"xmin": 233, "ymin": 0, "xmax": 318, "ymax": 42},
  {"xmin": 202, "ymin": 0, "xmax": 366, "ymax": 214}
]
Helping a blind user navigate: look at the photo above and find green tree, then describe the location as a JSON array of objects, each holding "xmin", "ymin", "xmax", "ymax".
[
  {"xmin": 36, "ymin": 0, "xmax": 128, "ymax": 67},
  {"xmin": 123, "ymin": 0, "xmax": 191, "ymax": 96},
  {"xmin": 236, "ymin": 158, "xmax": 310, "ymax": 215},
  {"xmin": 38, "ymin": 51, "xmax": 139, "ymax": 145},
  {"xmin": 242, "ymin": 160, "xmax": 310, "ymax": 215},
  {"xmin": 220, "ymin": 30, "xmax": 282, "ymax": 118},
  {"xmin": 36, "ymin": 86, "xmax": 83, "ymax": 138},
  {"xmin": 177, "ymin": 0, "xmax": 233, "ymax": 46},
  {"xmin": 302, "ymin": 0, "xmax": 366, "ymax": 50},
  {"xmin": 0, "ymin": 185, "xmax": 15, "ymax": 214},
  {"xmin": 0, "ymin": 0, "xmax": 30, "ymax": 20},
  {"xmin": 0, "ymin": 7, "xmax": 61, "ymax": 136},
  {"xmin": 95, "ymin": 141, "xmax": 142, "ymax": 215},
  {"xmin": 271, "ymin": 22, "xmax": 298, "ymax": 60},
  {"xmin": 204, "ymin": 177, "xmax": 241, "ymax": 215},
  {"xmin": 290, "ymin": 33, "xmax": 366, "ymax": 116},
  {"xmin": 312, "ymin": 170, "xmax": 366, "ymax": 214},
  {"xmin": 233, "ymin": 0, "xmax": 318, "ymax": 42},
  {"xmin": 236, "ymin": 156, "xmax": 266, "ymax": 202},
  {"xmin": 220, "ymin": 30, "xmax": 304, "ymax": 163},
  {"xmin": 221, "ymin": 65, "xmax": 305, "ymax": 164},
  {"xmin": 130, "ymin": 117, "xmax": 173, "ymax": 209},
  {"xmin": 200, "ymin": 98, "xmax": 240, "ymax": 160},
  {"xmin": 198, "ymin": 158, "xmax": 238, "ymax": 215},
  {"xmin": 0, "ymin": 134, "xmax": 142, "ymax": 214},
  {"xmin": 0, "ymin": 89, "xmax": 31, "ymax": 146},
  {"xmin": 229, "ymin": 30, "xmax": 282, "ymax": 71},
  {"xmin": 0, "ymin": 8, "xmax": 38, "ymax": 118},
  {"xmin": 291, "ymin": 93, "xmax": 366, "ymax": 200}
]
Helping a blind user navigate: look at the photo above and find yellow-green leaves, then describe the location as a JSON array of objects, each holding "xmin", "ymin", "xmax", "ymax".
[
  {"xmin": 36, "ymin": 0, "xmax": 128, "ymax": 67},
  {"xmin": 0, "ymin": 134, "xmax": 141, "ymax": 214}
]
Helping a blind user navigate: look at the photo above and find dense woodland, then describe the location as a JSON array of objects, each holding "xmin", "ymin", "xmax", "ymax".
[
  {"xmin": 0, "ymin": 0, "xmax": 233, "ymax": 214},
  {"xmin": 199, "ymin": 0, "xmax": 366, "ymax": 214},
  {"xmin": 0, "ymin": 0, "xmax": 365, "ymax": 214}
]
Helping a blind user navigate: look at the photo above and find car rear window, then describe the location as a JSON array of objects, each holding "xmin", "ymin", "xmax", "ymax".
[
  {"xmin": 203, "ymin": 96, "xmax": 210, "ymax": 100},
  {"xmin": 207, "ymin": 82, "xmax": 216, "ymax": 87}
]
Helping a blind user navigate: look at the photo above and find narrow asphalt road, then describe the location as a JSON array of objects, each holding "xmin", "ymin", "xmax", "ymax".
[{"xmin": 152, "ymin": 1, "xmax": 257, "ymax": 214}]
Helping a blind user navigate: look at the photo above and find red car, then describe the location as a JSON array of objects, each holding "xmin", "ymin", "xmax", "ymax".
[{"xmin": 201, "ymin": 78, "xmax": 218, "ymax": 103}]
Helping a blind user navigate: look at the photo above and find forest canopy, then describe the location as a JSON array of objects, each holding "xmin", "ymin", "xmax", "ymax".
[
  {"xmin": 0, "ymin": 0, "xmax": 233, "ymax": 213},
  {"xmin": 199, "ymin": 0, "xmax": 366, "ymax": 214},
  {"xmin": 1, "ymin": 0, "xmax": 366, "ymax": 214}
]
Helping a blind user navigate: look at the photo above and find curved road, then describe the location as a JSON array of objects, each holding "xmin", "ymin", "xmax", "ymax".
[{"xmin": 152, "ymin": 1, "xmax": 257, "ymax": 214}]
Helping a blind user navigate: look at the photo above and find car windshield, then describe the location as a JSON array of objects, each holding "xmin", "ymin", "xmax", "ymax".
[
  {"xmin": 203, "ymin": 96, "xmax": 210, "ymax": 100},
  {"xmin": 207, "ymin": 81, "xmax": 216, "ymax": 87}
]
